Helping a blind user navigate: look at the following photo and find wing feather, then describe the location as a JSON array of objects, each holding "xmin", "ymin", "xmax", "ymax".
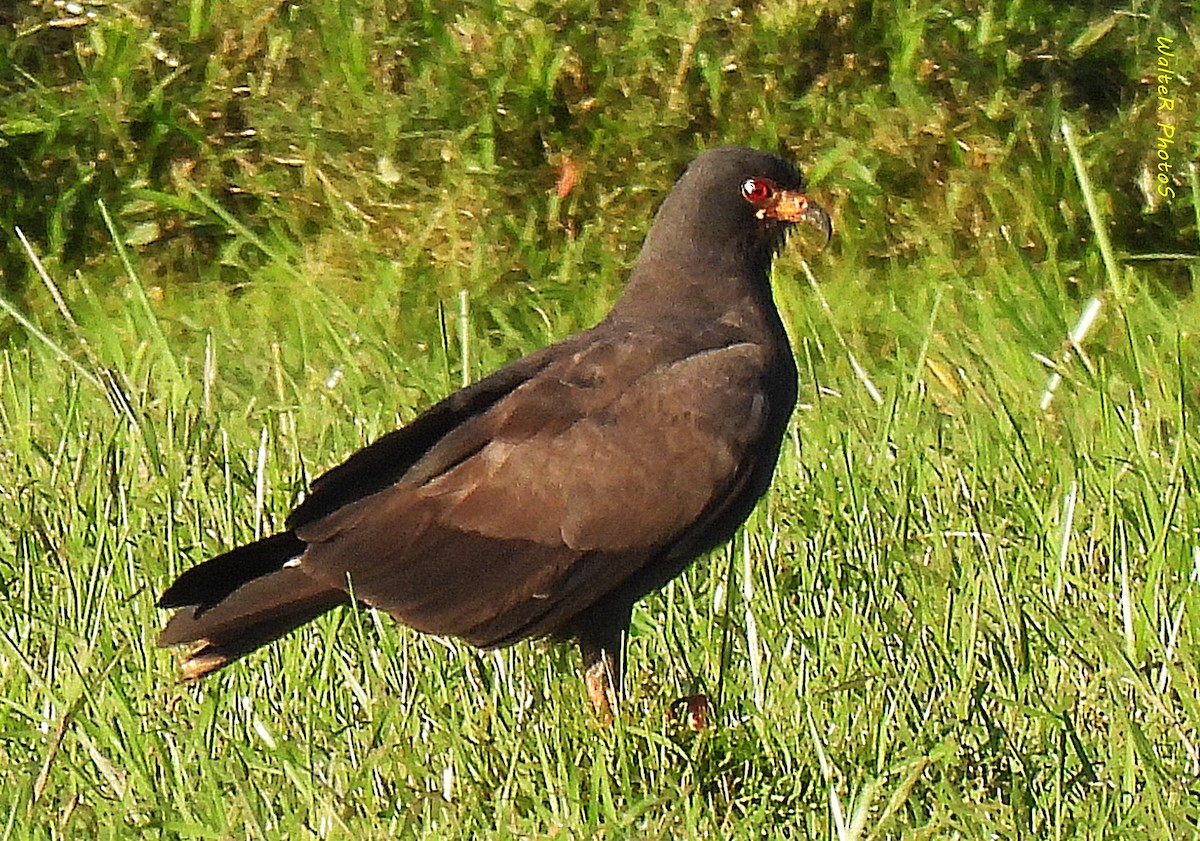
[{"xmin": 292, "ymin": 335, "xmax": 777, "ymax": 644}]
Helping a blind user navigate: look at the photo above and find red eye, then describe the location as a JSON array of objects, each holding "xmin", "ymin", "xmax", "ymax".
[{"xmin": 740, "ymin": 177, "xmax": 773, "ymax": 203}]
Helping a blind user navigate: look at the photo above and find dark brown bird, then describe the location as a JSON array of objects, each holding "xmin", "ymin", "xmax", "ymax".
[{"xmin": 157, "ymin": 146, "xmax": 832, "ymax": 717}]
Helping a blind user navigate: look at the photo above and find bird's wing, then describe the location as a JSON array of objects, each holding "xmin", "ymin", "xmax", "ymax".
[
  {"xmin": 291, "ymin": 328, "xmax": 781, "ymax": 645},
  {"xmin": 286, "ymin": 341, "xmax": 567, "ymax": 529}
]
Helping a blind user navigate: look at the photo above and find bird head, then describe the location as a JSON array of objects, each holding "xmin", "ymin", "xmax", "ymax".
[{"xmin": 636, "ymin": 146, "xmax": 831, "ymax": 277}]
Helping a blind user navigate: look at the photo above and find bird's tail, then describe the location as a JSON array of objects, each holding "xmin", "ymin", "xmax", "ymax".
[{"xmin": 157, "ymin": 532, "xmax": 349, "ymax": 679}]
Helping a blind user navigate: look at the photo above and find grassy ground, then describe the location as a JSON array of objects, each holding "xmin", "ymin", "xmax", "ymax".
[{"xmin": 2, "ymin": 1, "xmax": 1198, "ymax": 838}]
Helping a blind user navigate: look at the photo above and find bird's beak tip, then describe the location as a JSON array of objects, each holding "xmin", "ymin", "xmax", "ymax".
[
  {"xmin": 762, "ymin": 190, "xmax": 833, "ymax": 246},
  {"xmin": 799, "ymin": 194, "xmax": 833, "ymax": 247}
]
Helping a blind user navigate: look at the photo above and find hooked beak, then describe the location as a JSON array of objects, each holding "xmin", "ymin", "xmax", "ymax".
[{"xmin": 756, "ymin": 190, "xmax": 833, "ymax": 244}]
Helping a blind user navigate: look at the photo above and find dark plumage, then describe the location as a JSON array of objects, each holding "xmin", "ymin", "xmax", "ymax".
[{"xmin": 157, "ymin": 146, "xmax": 832, "ymax": 716}]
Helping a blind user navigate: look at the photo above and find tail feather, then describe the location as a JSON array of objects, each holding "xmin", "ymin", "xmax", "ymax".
[
  {"xmin": 158, "ymin": 531, "xmax": 308, "ymax": 610},
  {"xmin": 157, "ymin": 533, "xmax": 349, "ymax": 679}
]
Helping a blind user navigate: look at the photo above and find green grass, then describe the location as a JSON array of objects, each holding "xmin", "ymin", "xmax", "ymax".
[{"xmin": 2, "ymin": 1, "xmax": 1199, "ymax": 838}]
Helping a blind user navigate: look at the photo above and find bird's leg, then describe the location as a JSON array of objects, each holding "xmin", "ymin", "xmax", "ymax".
[
  {"xmin": 581, "ymin": 642, "xmax": 622, "ymax": 723},
  {"xmin": 572, "ymin": 599, "xmax": 632, "ymax": 723}
]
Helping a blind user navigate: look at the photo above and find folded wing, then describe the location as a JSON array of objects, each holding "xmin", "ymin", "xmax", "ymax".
[{"xmin": 292, "ymin": 330, "xmax": 778, "ymax": 646}]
